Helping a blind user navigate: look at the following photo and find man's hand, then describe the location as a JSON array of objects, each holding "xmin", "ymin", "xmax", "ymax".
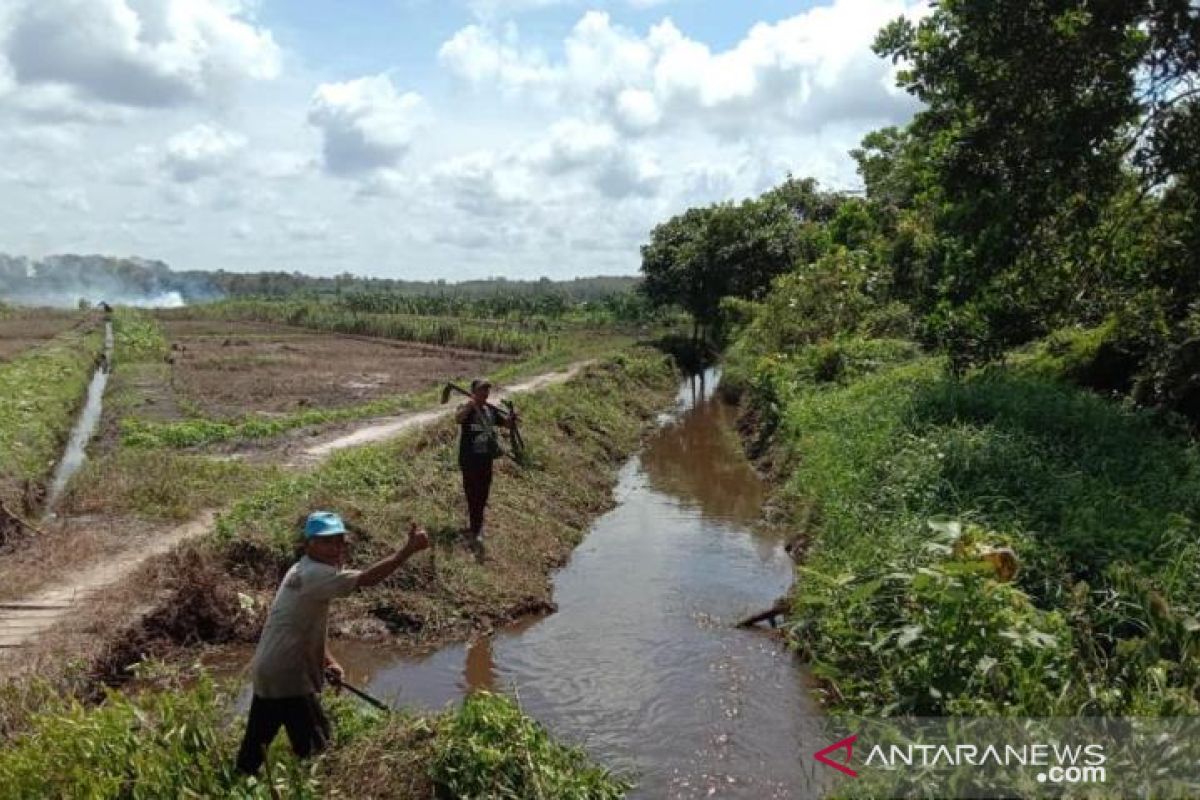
[
  {"xmin": 324, "ymin": 658, "xmax": 345, "ymax": 687},
  {"xmin": 405, "ymin": 522, "xmax": 430, "ymax": 554},
  {"xmin": 357, "ymin": 522, "xmax": 431, "ymax": 588}
]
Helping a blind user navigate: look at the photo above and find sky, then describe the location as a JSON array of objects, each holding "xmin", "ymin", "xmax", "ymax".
[{"xmin": 0, "ymin": 0, "xmax": 926, "ymax": 280}]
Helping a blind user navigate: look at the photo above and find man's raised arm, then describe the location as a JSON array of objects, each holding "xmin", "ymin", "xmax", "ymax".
[{"xmin": 355, "ymin": 523, "xmax": 430, "ymax": 588}]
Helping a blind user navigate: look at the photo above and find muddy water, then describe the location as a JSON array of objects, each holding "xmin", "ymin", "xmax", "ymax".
[
  {"xmin": 45, "ymin": 321, "xmax": 113, "ymax": 511},
  {"xmin": 319, "ymin": 372, "xmax": 825, "ymax": 798}
]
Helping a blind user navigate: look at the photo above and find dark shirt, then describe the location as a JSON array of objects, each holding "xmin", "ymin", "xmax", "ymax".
[{"xmin": 458, "ymin": 404, "xmax": 500, "ymax": 469}]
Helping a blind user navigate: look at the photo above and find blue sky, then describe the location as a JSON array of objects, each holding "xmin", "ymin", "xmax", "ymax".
[{"xmin": 0, "ymin": 0, "xmax": 924, "ymax": 280}]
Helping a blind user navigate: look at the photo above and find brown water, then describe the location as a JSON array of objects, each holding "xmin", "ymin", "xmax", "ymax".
[{"xmin": 227, "ymin": 371, "xmax": 824, "ymax": 797}]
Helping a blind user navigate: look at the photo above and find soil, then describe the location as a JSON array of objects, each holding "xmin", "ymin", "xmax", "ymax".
[
  {"xmin": 0, "ymin": 312, "xmax": 89, "ymax": 362},
  {"xmin": 161, "ymin": 320, "xmax": 513, "ymax": 418}
]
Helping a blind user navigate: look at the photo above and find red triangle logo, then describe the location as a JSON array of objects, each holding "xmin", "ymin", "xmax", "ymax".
[{"xmin": 814, "ymin": 734, "xmax": 859, "ymax": 777}]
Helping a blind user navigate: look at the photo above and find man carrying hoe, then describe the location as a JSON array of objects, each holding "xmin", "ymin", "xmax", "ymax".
[
  {"xmin": 235, "ymin": 511, "xmax": 430, "ymax": 775},
  {"xmin": 456, "ymin": 378, "xmax": 518, "ymax": 556}
]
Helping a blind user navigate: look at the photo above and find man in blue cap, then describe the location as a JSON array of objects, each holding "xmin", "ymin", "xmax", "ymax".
[{"xmin": 235, "ymin": 511, "xmax": 429, "ymax": 775}]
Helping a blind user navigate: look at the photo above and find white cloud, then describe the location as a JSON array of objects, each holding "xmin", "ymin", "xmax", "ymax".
[
  {"xmin": 0, "ymin": 0, "xmax": 280, "ymax": 109},
  {"xmin": 441, "ymin": 2, "xmax": 922, "ymax": 137},
  {"xmin": 162, "ymin": 123, "xmax": 247, "ymax": 182},
  {"xmin": 308, "ymin": 74, "xmax": 429, "ymax": 176},
  {"xmin": 524, "ymin": 118, "xmax": 661, "ymax": 198}
]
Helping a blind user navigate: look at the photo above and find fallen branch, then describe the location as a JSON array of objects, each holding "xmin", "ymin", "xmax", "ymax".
[
  {"xmin": 736, "ymin": 599, "xmax": 789, "ymax": 629},
  {"xmin": 0, "ymin": 500, "xmax": 46, "ymax": 538}
]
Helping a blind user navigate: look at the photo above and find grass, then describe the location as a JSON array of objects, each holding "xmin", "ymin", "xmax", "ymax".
[
  {"xmin": 120, "ymin": 394, "xmax": 426, "ymax": 449},
  {"xmin": 740, "ymin": 338, "xmax": 1200, "ymax": 716},
  {"xmin": 0, "ymin": 321, "xmax": 102, "ymax": 505},
  {"xmin": 0, "ymin": 667, "xmax": 628, "ymax": 800},
  {"xmin": 62, "ymin": 449, "xmax": 283, "ymax": 521}
]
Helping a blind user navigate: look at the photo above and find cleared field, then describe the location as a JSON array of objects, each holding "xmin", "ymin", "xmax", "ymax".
[
  {"xmin": 161, "ymin": 320, "xmax": 512, "ymax": 418},
  {"xmin": 0, "ymin": 311, "xmax": 85, "ymax": 362}
]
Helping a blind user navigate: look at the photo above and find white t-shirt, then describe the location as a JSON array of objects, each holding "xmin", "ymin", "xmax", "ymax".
[{"xmin": 250, "ymin": 555, "xmax": 361, "ymax": 698}]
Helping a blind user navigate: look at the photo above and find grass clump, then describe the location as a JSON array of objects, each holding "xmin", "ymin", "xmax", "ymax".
[
  {"xmin": 429, "ymin": 692, "xmax": 630, "ymax": 799},
  {"xmin": 748, "ymin": 342, "xmax": 1200, "ymax": 716},
  {"xmin": 112, "ymin": 308, "xmax": 168, "ymax": 363}
]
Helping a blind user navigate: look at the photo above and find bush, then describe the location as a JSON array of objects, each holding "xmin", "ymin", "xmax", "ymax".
[{"xmin": 769, "ymin": 352, "xmax": 1200, "ymax": 716}]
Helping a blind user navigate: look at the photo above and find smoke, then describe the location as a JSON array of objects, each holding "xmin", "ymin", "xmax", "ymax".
[{"xmin": 0, "ymin": 253, "xmax": 219, "ymax": 308}]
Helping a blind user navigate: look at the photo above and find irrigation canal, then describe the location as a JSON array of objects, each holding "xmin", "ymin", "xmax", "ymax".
[
  {"xmin": 45, "ymin": 320, "xmax": 113, "ymax": 513},
  {"xmin": 226, "ymin": 370, "xmax": 824, "ymax": 798}
]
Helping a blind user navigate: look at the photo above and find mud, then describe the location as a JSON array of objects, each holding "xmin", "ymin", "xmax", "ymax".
[
  {"xmin": 161, "ymin": 320, "xmax": 511, "ymax": 418},
  {"xmin": 0, "ymin": 312, "xmax": 87, "ymax": 362}
]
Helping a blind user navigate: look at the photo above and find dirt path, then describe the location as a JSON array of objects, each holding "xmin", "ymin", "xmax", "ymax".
[
  {"xmin": 0, "ymin": 361, "xmax": 591, "ymax": 651},
  {"xmin": 298, "ymin": 361, "xmax": 589, "ymax": 463}
]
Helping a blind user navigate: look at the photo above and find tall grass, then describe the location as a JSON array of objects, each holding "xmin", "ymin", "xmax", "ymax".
[{"xmin": 750, "ymin": 341, "xmax": 1200, "ymax": 716}]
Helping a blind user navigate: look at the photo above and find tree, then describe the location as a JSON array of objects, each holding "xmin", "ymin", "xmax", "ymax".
[
  {"xmin": 874, "ymin": 0, "xmax": 1199, "ymax": 368},
  {"xmin": 639, "ymin": 195, "xmax": 810, "ymax": 341}
]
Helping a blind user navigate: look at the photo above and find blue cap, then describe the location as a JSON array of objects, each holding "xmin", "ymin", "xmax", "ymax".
[{"xmin": 304, "ymin": 511, "xmax": 347, "ymax": 539}]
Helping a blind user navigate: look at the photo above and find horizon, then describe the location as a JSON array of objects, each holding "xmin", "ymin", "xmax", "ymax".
[{"xmin": 0, "ymin": 0, "xmax": 923, "ymax": 282}]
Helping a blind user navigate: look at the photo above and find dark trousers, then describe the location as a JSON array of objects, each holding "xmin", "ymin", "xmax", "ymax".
[
  {"xmin": 461, "ymin": 463, "xmax": 494, "ymax": 536},
  {"xmin": 235, "ymin": 694, "xmax": 331, "ymax": 775}
]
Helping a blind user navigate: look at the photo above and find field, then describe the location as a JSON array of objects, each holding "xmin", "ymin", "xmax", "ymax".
[
  {"xmin": 158, "ymin": 319, "xmax": 512, "ymax": 418},
  {"xmin": 0, "ymin": 310, "xmax": 86, "ymax": 363},
  {"xmin": 0, "ymin": 306, "xmax": 672, "ymax": 798}
]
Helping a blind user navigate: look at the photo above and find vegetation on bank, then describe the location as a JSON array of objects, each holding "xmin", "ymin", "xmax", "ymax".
[
  {"xmin": 0, "ymin": 320, "xmax": 101, "ymax": 507},
  {"xmin": 0, "ymin": 348, "xmax": 674, "ymax": 799},
  {"xmin": 120, "ymin": 392, "xmax": 427, "ymax": 450},
  {"xmin": 629, "ymin": 0, "xmax": 1200, "ymax": 724},
  {"xmin": 0, "ymin": 670, "xmax": 628, "ymax": 800},
  {"xmin": 739, "ymin": 347, "xmax": 1200, "ymax": 716}
]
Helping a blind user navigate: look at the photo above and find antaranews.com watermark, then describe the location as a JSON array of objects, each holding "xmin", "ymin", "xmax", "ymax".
[{"xmin": 809, "ymin": 717, "xmax": 1200, "ymax": 798}]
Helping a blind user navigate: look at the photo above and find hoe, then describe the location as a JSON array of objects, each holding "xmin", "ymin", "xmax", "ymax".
[{"xmin": 439, "ymin": 382, "xmax": 528, "ymax": 463}]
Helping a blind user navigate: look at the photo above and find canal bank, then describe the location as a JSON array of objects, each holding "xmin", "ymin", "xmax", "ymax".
[{"xmin": 216, "ymin": 369, "xmax": 823, "ymax": 798}]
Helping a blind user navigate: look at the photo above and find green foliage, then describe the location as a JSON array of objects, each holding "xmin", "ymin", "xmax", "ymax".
[
  {"xmin": 640, "ymin": 182, "xmax": 830, "ymax": 340},
  {"xmin": 0, "ymin": 672, "xmax": 623, "ymax": 800},
  {"xmin": 765, "ymin": 352, "xmax": 1200, "ymax": 716},
  {"xmin": 430, "ymin": 692, "xmax": 630, "ymax": 800},
  {"xmin": 112, "ymin": 308, "xmax": 168, "ymax": 363},
  {"xmin": 0, "ymin": 675, "xmax": 297, "ymax": 800},
  {"xmin": 120, "ymin": 393, "xmax": 420, "ymax": 450},
  {"xmin": 869, "ymin": 0, "xmax": 1200, "ymax": 375},
  {"xmin": 63, "ymin": 450, "xmax": 283, "ymax": 521},
  {"xmin": 722, "ymin": 249, "xmax": 887, "ymax": 374}
]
